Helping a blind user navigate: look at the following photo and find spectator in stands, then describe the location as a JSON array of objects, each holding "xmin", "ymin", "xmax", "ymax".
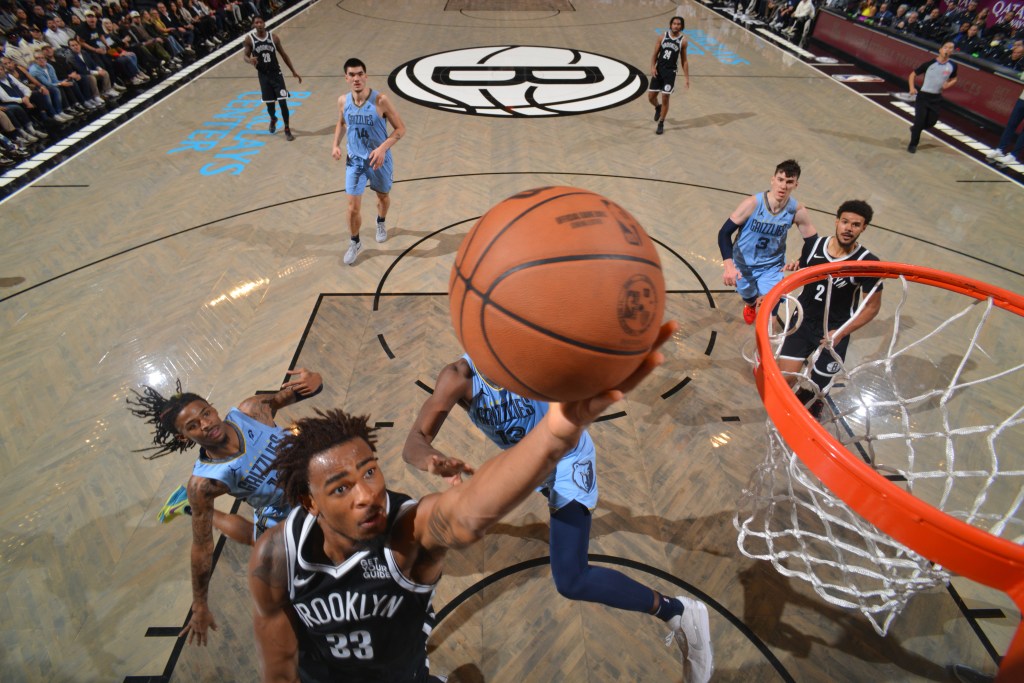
[
  {"xmin": 961, "ymin": 23, "xmax": 990, "ymax": 57},
  {"xmin": 126, "ymin": 11, "xmax": 178, "ymax": 70},
  {"xmin": 0, "ymin": 76, "xmax": 48, "ymax": 144},
  {"xmin": 789, "ymin": 0, "xmax": 816, "ymax": 42},
  {"xmin": 65, "ymin": 36, "xmax": 119, "ymax": 101},
  {"xmin": 948, "ymin": 20, "xmax": 972, "ymax": 46},
  {"xmin": 142, "ymin": 9, "xmax": 189, "ymax": 61},
  {"xmin": 895, "ymin": 9, "xmax": 919, "ymax": 33},
  {"xmin": 6, "ymin": 29, "xmax": 34, "ymax": 67},
  {"xmin": 857, "ymin": 0, "xmax": 877, "ymax": 19},
  {"xmin": 43, "ymin": 43, "xmax": 100, "ymax": 109},
  {"xmin": 27, "ymin": 48, "xmax": 84, "ymax": 117},
  {"xmin": 154, "ymin": 2, "xmax": 195, "ymax": 52},
  {"xmin": 28, "ymin": 5, "xmax": 48, "ymax": 32},
  {"xmin": 1003, "ymin": 38, "xmax": 1024, "ymax": 71},
  {"xmin": 2, "ymin": 54, "xmax": 66, "ymax": 125},
  {"xmin": 947, "ymin": 0, "xmax": 978, "ymax": 27},
  {"xmin": 874, "ymin": 2, "xmax": 894, "ymax": 26}
]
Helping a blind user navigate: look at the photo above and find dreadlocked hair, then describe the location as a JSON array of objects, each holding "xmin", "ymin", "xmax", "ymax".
[
  {"xmin": 273, "ymin": 408, "xmax": 378, "ymax": 507},
  {"xmin": 126, "ymin": 379, "xmax": 206, "ymax": 459}
]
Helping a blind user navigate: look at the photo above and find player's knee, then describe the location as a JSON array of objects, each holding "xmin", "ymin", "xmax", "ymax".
[{"xmin": 551, "ymin": 566, "xmax": 588, "ymax": 600}]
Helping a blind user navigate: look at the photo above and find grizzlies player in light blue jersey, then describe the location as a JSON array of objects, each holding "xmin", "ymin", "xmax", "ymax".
[
  {"xmin": 332, "ymin": 57, "xmax": 407, "ymax": 266},
  {"xmin": 718, "ymin": 159, "xmax": 817, "ymax": 325},
  {"xmin": 647, "ymin": 15, "xmax": 690, "ymax": 135},
  {"xmin": 127, "ymin": 366, "xmax": 322, "ymax": 647},
  {"xmin": 402, "ymin": 349, "xmax": 714, "ymax": 682}
]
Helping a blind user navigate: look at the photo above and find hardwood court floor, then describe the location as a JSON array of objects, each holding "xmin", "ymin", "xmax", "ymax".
[{"xmin": 1, "ymin": 1, "xmax": 1021, "ymax": 681}]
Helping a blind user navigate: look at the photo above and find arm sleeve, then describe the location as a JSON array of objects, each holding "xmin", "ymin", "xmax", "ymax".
[
  {"xmin": 718, "ymin": 218, "xmax": 742, "ymax": 260},
  {"xmin": 799, "ymin": 235, "xmax": 816, "ymax": 268},
  {"xmin": 914, "ymin": 59, "xmax": 934, "ymax": 76}
]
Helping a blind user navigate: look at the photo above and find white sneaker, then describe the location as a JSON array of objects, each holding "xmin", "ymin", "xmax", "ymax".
[
  {"xmin": 666, "ymin": 596, "xmax": 713, "ymax": 683},
  {"xmin": 375, "ymin": 221, "xmax": 387, "ymax": 243},
  {"xmin": 995, "ymin": 152, "xmax": 1018, "ymax": 166},
  {"xmin": 343, "ymin": 239, "xmax": 362, "ymax": 265},
  {"xmin": 986, "ymin": 148, "xmax": 1003, "ymax": 161}
]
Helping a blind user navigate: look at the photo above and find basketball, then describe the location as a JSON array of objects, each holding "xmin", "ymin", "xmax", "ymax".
[{"xmin": 449, "ymin": 186, "xmax": 665, "ymax": 402}]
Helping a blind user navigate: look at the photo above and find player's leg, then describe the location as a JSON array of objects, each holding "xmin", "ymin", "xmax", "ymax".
[
  {"xmin": 908, "ymin": 96, "xmax": 930, "ymax": 152},
  {"xmin": 656, "ymin": 92, "xmax": 670, "ymax": 135},
  {"xmin": 278, "ymin": 98, "xmax": 293, "ymax": 140},
  {"xmin": 265, "ymin": 101, "xmax": 278, "ymax": 134},
  {"xmin": 648, "ymin": 73, "xmax": 663, "ymax": 122},
  {"xmin": 735, "ymin": 268, "xmax": 759, "ymax": 324},
  {"xmin": 344, "ymin": 163, "xmax": 368, "ymax": 265},
  {"xmin": 369, "ymin": 155, "xmax": 393, "ymax": 243},
  {"xmin": 809, "ymin": 332, "xmax": 850, "ymax": 393},
  {"xmin": 548, "ymin": 500, "xmax": 661, "ymax": 611}
]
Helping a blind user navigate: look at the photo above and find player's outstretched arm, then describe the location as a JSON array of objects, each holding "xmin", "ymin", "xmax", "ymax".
[
  {"xmin": 249, "ymin": 525, "xmax": 300, "ymax": 683},
  {"xmin": 412, "ymin": 322, "xmax": 677, "ymax": 556},
  {"xmin": 180, "ymin": 475, "xmax": 229, "ymax": 646},
  {"xmin": 402, "ymin": 360, "xmax": 476, "ymax": 485},
  {"xmin": 237, "ymin": 367, "xmax": 323, "ymax": 426}
]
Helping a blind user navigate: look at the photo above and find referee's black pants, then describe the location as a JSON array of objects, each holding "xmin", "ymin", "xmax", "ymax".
[{"xmin": 910, "ymin": 91, "xmax": 943, "ymax": 147}]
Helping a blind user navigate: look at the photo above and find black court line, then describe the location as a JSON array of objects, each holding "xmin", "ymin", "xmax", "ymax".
[
  {"xmin": 378, "ymin": 333, "xmax": 396, "ymax": 359},
  {"xmin": 956, "ymin": 180, "xmax": 1013, "ymax": 183},
  {"xmin": 660, "ymin": 376, "xmax": 691, "ymax": 400},
  {"xmin": 416, "ymin": 380, "xmax": 434, "ymax": 394},
  {"xmin": 722, "ymin": 416, "xmax": 741, "ymax": 422},
  {"xmin": 375, "ymin": 421, "xmax": 395, "ymax": 428},
  {"xmin": 4, "ymin": 169, "xmax": 1016, "ymax": 306},
  {"xmin": 946, "ymin": 582, "xmax": 1004, "ymax": 665},
  {"xmin": 594, "ymin": 410, "xmax": 627, "ymax": 422},
  {"xmin": 436, "ymin": 554, "xmax": 796, "ymax": 683}
]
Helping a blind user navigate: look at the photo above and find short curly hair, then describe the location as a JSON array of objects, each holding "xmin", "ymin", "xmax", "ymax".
[{"xmin": 272, "ymin": 408, "xmax": 378, "ymax": 507}]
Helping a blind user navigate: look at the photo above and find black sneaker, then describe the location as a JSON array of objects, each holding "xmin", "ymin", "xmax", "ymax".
[
  {"xmin": 284, "ymin": 127, "xmax": 294, "ymax": 141},
  {"xmin": 269, "ymin": 117, "xmax": 277, "ymax": 135},
  {"xmin": 907, "ymin": 143, "xmax": 916, "ymax": 153},
  {"xmin": 656, "ymin": 120, "xmax": 664, "ymax": 135},
  {"xmin": 654, "ymin": 104, "xmax": 661, "ymax": 122}
]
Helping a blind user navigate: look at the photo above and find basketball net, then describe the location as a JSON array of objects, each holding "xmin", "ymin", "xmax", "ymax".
[{"xmin": 733, "ymin": 262, "xmax": 1024, "ymax": 678}]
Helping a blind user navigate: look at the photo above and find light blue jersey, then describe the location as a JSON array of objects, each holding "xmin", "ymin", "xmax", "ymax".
[
  {"xmin": 343, "ymin": 89, "xmax": 394, "ymax": 195},
  {"xmin": 344, "ymin": 90, "xmax": 389, "ymax": 161},
  {"xmin": 733, "ymin": 192, "xmax": 799, "ymax": 271},
  {"xmin": 463, "ymin": 355, "xmax": 598, "ymax": 510},
  {"xmin": 191, "ymin": 408, "xmax": 289, "ymax": 537}
]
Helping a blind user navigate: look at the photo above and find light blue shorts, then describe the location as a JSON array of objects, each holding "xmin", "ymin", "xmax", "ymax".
[
  {"xmin": 736, "ymin": 262, "xmax": 784, "ymax": 302},
  {"xmin": 254, "ymin": 502, "xmax": 290, "ymax": 540},
  {"xmin": 345, "ymin": 153, "xmax": 393, "ymax": 195},
  {"xmin": 540, "ymin": 440, "xmax": 599, "ymax": 512}
]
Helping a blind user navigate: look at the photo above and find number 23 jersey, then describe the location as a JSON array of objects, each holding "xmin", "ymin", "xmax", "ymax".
[{"xmin": 284, "ymin": 492, "xmax": 437, "ymax": 682}]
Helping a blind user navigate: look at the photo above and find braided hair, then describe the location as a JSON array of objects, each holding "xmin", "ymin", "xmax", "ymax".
[
  {"xmin": 126, "ymin": 379, "xmax": 206, "ymax": 459},
  {"xmin": 273, "ymin": 408, "xmax": 378, "ymax": 507}
]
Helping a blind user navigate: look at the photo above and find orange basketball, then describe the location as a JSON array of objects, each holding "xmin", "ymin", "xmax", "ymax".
[{"xmin": 449, "ymin": 186, "xmax": 665, "ymax": 402}]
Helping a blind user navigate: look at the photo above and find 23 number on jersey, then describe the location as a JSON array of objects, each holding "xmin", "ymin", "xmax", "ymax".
[{"xmin": 326, "ymin": 630, "xmax": 374, "ymax": 660}]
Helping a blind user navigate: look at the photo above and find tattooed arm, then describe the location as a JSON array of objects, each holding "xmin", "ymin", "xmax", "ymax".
[
  {"xmin": 249, "ymin": 525, "xmax": 300, "ymax": 683},
  {"xmin": 179, "ymin": 475, "xmax": 230, "ymax": 646},
  {"xmin": 400, "ymin": 322, "xmax": 678, "ymax": 582}
]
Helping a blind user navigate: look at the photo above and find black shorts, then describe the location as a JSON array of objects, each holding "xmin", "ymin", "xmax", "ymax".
[
  {"xmin": 257, "ymin": 70, "xmax": 289, "ymax": 103},
  {"xmin": 648, "ymin": 67, "xmax": 677, "ymax": 94},
  {"xmin": 778, "ymin": 315, "xmax": 851, "ymax": 380}
]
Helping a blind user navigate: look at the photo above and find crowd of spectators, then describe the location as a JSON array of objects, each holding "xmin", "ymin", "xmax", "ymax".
[
  {"xmin": 0, "ymin": 0, "xmax": 292, "ymax": 167},
  {"xmin": 836, "ymin": 0, "xmax": 1024, "ymax": 72},
  {"xmin": 734, "ymin": 0, "xmax": 819, "ymax": 45}
]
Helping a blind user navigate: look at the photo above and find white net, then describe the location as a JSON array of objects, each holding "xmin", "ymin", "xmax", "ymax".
[{"xmin": 735, "ymin": 272, "xmax": 1024, "ymax": 636}]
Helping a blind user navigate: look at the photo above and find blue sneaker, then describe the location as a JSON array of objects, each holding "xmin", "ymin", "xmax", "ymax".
[{"xmin": 157, "ymin": 485, "xmax": 191, "ymax": 523}]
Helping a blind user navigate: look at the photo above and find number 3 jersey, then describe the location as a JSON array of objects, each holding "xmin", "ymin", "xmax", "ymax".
[
  {"xmin": 733, "ymin": 191, "xmax": 799, "ymax": 271},
  {"xmin": 284, "ymin": 491, "xmax": 437, "ymax": 683}
]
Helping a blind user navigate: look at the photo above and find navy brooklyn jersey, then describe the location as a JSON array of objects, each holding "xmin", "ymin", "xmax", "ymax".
[
  {"xmin": 285, "ymin": 490, "xmax": 437, "ymax": 682},
  {"xmin": 796, "ymin": 235, "xmax": 881, "ymax": 326}
]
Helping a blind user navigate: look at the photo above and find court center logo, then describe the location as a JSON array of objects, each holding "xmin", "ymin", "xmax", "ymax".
[{"xmin": 388, "ymin": 46, "xmax": 647, "ymax": 118}]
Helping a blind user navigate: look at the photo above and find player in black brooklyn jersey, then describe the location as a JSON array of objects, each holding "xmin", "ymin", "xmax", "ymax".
[
  {"xmin": 646, "ymin": 15, "xmax": 690, "ymax": 135},
  {"xmin": 243, "ymin": 16, "xmax": 301, "ymax": 141},
  {"xmin": 248, "ymin": 323, "xmax": 675, "ymax": 682},
  {"xmin": 778, "ymin": 200, "xmax": 883, "ymax": 417}
]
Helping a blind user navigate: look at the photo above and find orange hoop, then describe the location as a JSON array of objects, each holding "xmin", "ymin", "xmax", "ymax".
[{"xmin": 755, "ymin": 261, "xmax": 1024, "ymax": 682}]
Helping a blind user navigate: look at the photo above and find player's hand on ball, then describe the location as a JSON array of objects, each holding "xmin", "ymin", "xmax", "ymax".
[{"xmin": 549, "ymin": 320, "xmax": 678, "ymax": 438}]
